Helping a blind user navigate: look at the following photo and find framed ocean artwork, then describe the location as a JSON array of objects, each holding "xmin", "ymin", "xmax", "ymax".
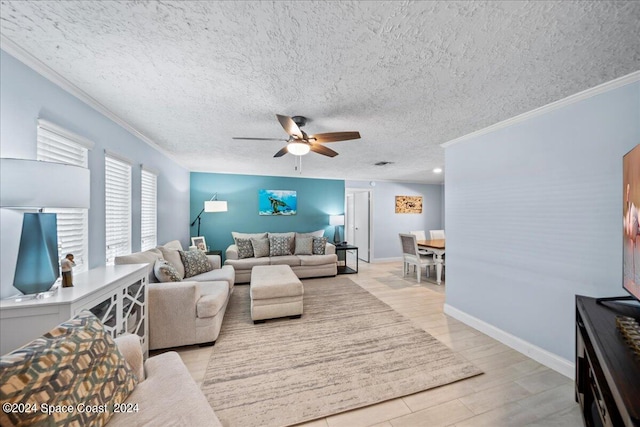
[{"xmin": 259, "ymin": 190, "xmax": 297, "ymax": 215}]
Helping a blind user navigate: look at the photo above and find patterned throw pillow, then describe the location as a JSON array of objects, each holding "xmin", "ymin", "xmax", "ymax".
[
  {"xmin": 294, "ymin": 236, "xmax": 314, "ymax": 255},
  {"xmin": 269, "ymin": 236, "xmax": 292, "ymax": 256},
  {"xmin": 179, "ymin": 250, "xmax": 213, "ymax": 278},
  {"xmin": 250, "ymin": 237, "xmax": 270, "ymax": 258},
  {"xmin": 153, "ymin": 258, "xmax": 181, "ymax": 282},
  {"xmin": 0, "ymin": 311, "xmax": 138, "ymax": 427},
  {"xmin": 312, "ymin": 237, "xmax": 328, "ymax": 255},
  {"xmin": 236, "ymin": 238, "xmax": 254, "ymax": 259}
]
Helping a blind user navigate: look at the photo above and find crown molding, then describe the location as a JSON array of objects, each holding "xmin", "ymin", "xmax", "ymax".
[
  {"xmin": 1, "ymin": 34, "xmax": 186, "ymax": 170},
  {"xmin": 442, "ymin": 70, "xmax": 640, "ymax": 148}
]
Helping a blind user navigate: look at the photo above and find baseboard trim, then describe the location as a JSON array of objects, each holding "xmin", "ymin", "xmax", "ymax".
[{"xmin": 444, "ymin": 304, "xmax": 575, "ymax": 379}]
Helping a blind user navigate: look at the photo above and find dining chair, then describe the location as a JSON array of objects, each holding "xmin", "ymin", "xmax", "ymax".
[
  {"xmin": 410, "ymin": 230, "xmax": 433, "ymax": 257},
  {"xmin": 429, "ymin": 229, "xmax": 446, "ymax": 239},
  {"xmin": 399, "ymin": 233, "xmax": 436, "ymax": 283}
]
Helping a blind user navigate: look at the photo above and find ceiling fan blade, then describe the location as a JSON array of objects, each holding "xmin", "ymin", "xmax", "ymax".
[
  {"xmin": 232, "ymin": 137, "xmax": 288, "ymax": 141},
  {"xmin": 273, "ymin": 146, "xmax": 289, "ymax": 157},
  {"xmin": 309, "ymin": 131, "xmax": 361, "ymax": 143},
  {"xmin": 310, "ymin": 143, "xmax": 339, "ymax": 157},
  {"xmin": 276, "ymin": 114, "xmax": 303, "ymax": 139}
]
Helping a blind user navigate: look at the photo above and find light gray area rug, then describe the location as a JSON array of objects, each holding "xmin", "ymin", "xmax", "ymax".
[{"xmin": 202, "ymin": 277, "xmax": 482, "ymax": 427}]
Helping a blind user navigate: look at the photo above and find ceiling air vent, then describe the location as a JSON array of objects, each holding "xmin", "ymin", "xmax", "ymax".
[{"xmin": 374, "ymin": 161, "xmax": 394, "ymax": 166}]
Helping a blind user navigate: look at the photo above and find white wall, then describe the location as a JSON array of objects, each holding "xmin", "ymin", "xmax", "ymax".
[
  {"xmin": 0, "ymin": 50, "xmax": 191, "ymax": 299},
  {"xmin": 346, "ymin": 180, "xmax": 444, "ymax": 261},
  {"xmin": 444, "ymin": 78, "xmax": 640, "ymax": 369}
]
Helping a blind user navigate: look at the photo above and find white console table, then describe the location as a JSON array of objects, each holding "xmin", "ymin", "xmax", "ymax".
[{"xmin": 0, "ymin": 264, "xmax": 148, "ymax": 358}]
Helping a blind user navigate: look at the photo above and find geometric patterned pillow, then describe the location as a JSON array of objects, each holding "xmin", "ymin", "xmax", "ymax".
[
  {"xmin": 153, "ymin": 258, "xmax": 182, "ymax": 282},
  {"xmin": 235, "ymin": 238, "xmax": 254, "ymax": 259},
  {"xmin": 269, "ymin": 236, "xmax": 292, "ymax": 256},
  {"xmin": 312, "ymin": 237, "xmax": 328, "ymax": 255},
  {"xmin": 0, "ymin": 311, "xmax": 138, "ymax": 427},
  {"xmin": 179, "ymin": 250, "xmax": 213, "ymax": 278}
]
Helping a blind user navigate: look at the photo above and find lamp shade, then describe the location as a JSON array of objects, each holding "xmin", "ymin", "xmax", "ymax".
[
  {"xmin": 0, "ymin": 158, "xmax": 90, "ymax": 208},
  {"xmin": 204, "ymin": 200, "xmax": 228, "ymax": 212},
  {"xmin": 330, "ymin": 215, "xmax": 345, "ymax": 226}
]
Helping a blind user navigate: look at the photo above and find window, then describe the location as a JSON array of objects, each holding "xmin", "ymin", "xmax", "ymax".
[
  {"xmin": 105, "ymin": 153, "xmax": 132, "ymax": 265},
  {"xmin": 140, "ymin": 167, "xmax": 157, "ymax": 251},
  {"xmin": 36, "ymin": 119, "xmax": 93, "ymax": 273}
]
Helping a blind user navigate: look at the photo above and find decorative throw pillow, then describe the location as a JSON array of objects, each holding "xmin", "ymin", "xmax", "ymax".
[
  {"xmin": 179, "ymin": 249, "xmax": 213, "ymax": 278},
  {"xmin": 294, "ymin": 236, "xmax": 314, "ymax": 255},
  {"xmin": 312, "ymin": 237, "xmax": 328, "ymax": 255},
  {"xmin": 236, "ymin": 238, "xmax": 254, "ymax": 259},
  {"xmin": 250, "ymin": 237, "xmax": 270, "ymax": 258},
  {"xmin": 296, "ymin": 230, "xmax": 325, "ymax": 239},
  {"xmin": 153, "ymin": 258, "xmax": 182, "ymax": 282},
  {"xmin": 268, "ymin": 232, "xmax": 295, "ymax": 254},
  {"xmin": 269, "ymin": 236, "xmax": 292, "ymax": 256},
  {"xmin": 0, "ymin": 311, "xmax": 138, "ymax": 427}
]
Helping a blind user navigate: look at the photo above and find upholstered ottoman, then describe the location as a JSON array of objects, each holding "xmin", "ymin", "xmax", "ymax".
[{"xmin": 250, "ymin": 265, "xmax": 304, "ymax": 323}]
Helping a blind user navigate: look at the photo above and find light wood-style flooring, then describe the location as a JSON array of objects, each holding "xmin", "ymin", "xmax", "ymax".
[{"xmin": 174, "ymin": 261, "xmax": 582, "ymax": 427}]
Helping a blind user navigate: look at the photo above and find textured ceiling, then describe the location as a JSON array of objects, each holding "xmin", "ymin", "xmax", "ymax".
[{"xmin": 1, "ymin": 1, "xmax": 639, "ymax": 183}]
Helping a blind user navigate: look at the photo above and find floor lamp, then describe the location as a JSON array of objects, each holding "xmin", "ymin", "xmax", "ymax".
[
  {"xmin": 0, "ymin": 158, "xmax": 90, "ymax": 297},
  {"xmin": 190, "ymin": 193, "xmax": 228, "ymax": 236}
]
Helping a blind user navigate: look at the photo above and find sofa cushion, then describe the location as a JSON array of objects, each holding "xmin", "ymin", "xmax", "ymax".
[
  {"xmin": 115, "ymin": 248, "xmax": 163, "ymax": 282},
  {"xmin": 294, "ymin": 236, "xmax": 313, "ymax": 255},
  {"xmin": 162, "ymin": 240, "xmax": 184, "ymax": 251},
  {"xmin": 270, "ymin": 255, "xmax": 302, "ymax": 267},
  {"xmin": 190, "ymin": 265, "xmax": 235, "ymax": 291},
  {"xmin": 298, "ymin": 253, "xmax": 338, "ymax": 266},
  {"xmin": 108, "ymin": 351, "xmax": 222, "ymax": 427},
  {"xmin": 236, "ymin": 238, "xmax": 254, "ymax": 259},
  {"xmin": 0, "ymin": 312, "xmax": 138, "ymax": 427},
  {"xmin": 269, "ymin": 235, "xmax": 293, "ymax": 256},
  {"xmin": 158, "ymin": 244, "xmax": 185, "ymax": 279},
  {"xmin": 232, "ymin": 231, "xmax": 268, "ymax": 242},
  {"xmin": 313, "ymin": 237, "xmax": 328, "ymax": 255},
  {"xmin": 196, "ymin": 284, "xmax": 228, "ymax": 318},
  {"xmin": 225, "ymin": 257, "xmax": 271, "ymax": 271},
  {"xmin": 251, "ymin": 237, "xmax": 270, "ymax": 258},
  {"xmin": 296, "ymin": 230, "xmax": 325, "ymax": 239},
  {"xmin": 268, "ymin": 232, "xmax": 295, "ymax": 253},
  {"xmin": 180, "ymin": 250, "xmax": 213, "ymax": 278},
  {"xmin": 154, "ymin": 258, "xmax": 182, "ymax": 282}
]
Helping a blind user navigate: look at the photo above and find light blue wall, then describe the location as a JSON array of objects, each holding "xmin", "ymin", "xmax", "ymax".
[
  {"xmin": 445, "ymin": 80, "xmax": 640, "ymax": 362},
  {"xmin": 190, "ymin": 172, "xmax": 345, "ymax": 253},
  {"xmin": 346, "ymin": 180, "xmax": 444, "ymax": 260},
  {"xmin": 0, "ymin": 50, "xmax": 190, "ymax": 298}
]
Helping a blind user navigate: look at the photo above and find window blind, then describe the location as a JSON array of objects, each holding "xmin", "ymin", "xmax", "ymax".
[
  {"xmin": 105, "ymin": 154, "xmax": 132, "ymax": 264},
  {"xmin": 37, "ymin": 120, "xmax": 91, "ymax": 272},
  {"xmin": 140, "ymin": 168, "xmax": 157, "ymax": 251}
]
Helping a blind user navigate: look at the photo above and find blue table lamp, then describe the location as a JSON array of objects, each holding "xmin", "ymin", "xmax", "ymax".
[{"xmin": 0, "ymin": 158, "xmax": 90, "ymax": 297}]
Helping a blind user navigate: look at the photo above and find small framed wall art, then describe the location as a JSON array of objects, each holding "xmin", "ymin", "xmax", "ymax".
[{"xmin": 395, "ymin": 195, "xmax": 423, "ymax": 214}]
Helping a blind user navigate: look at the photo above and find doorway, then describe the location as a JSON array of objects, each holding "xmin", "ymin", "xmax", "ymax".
[{"xmin": 345, "ymin": 188, "xmax": 372, "ymax": 262}]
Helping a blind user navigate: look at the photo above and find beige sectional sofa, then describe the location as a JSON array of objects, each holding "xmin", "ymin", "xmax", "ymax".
[
  {"xmin": 115, "ymin": 240, "xmax": 235, "ymax": 350},
  {"xmin": 224, "ymin": 231, "xmax": 338, "ymax": 284}
]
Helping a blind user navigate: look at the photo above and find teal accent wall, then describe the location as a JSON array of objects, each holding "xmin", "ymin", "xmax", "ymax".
[{"xmin": 190, "ymin": 172, "xmax": 345, "ymax": 253}]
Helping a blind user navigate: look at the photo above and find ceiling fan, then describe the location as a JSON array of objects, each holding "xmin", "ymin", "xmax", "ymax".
[{"xmin": 233, "ymin": 114, "xmax": 361, "ymax": 157}]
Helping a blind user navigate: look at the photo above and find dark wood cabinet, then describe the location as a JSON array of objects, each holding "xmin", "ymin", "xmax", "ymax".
[{"xmin": 575, "ymin": 296, "xmax": 640, "ymax": 427}]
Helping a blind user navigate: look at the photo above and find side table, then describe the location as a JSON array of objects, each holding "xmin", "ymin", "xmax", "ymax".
[
  {"xmin": 335, "ymin": 244, "xmax": 358, "ymax": 274},
  {"xmin": 206, "ymin": 250, "xmax": 222, "ymax": 256}
]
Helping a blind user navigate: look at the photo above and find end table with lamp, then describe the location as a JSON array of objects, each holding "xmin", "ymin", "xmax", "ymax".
[{"xmin": 335, "ymin": 244, "xmax": 358, "ymax": 274}]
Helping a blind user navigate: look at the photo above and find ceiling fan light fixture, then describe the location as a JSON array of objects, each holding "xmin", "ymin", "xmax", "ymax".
[{"xmin": 287, "ymin": 141, "xmax": 310, "ymax": 156}]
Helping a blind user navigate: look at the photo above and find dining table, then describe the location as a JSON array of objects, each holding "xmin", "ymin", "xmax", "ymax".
[{"xmin": 416, "ymin": 239, "xmax": 445, "ymax": 285}]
